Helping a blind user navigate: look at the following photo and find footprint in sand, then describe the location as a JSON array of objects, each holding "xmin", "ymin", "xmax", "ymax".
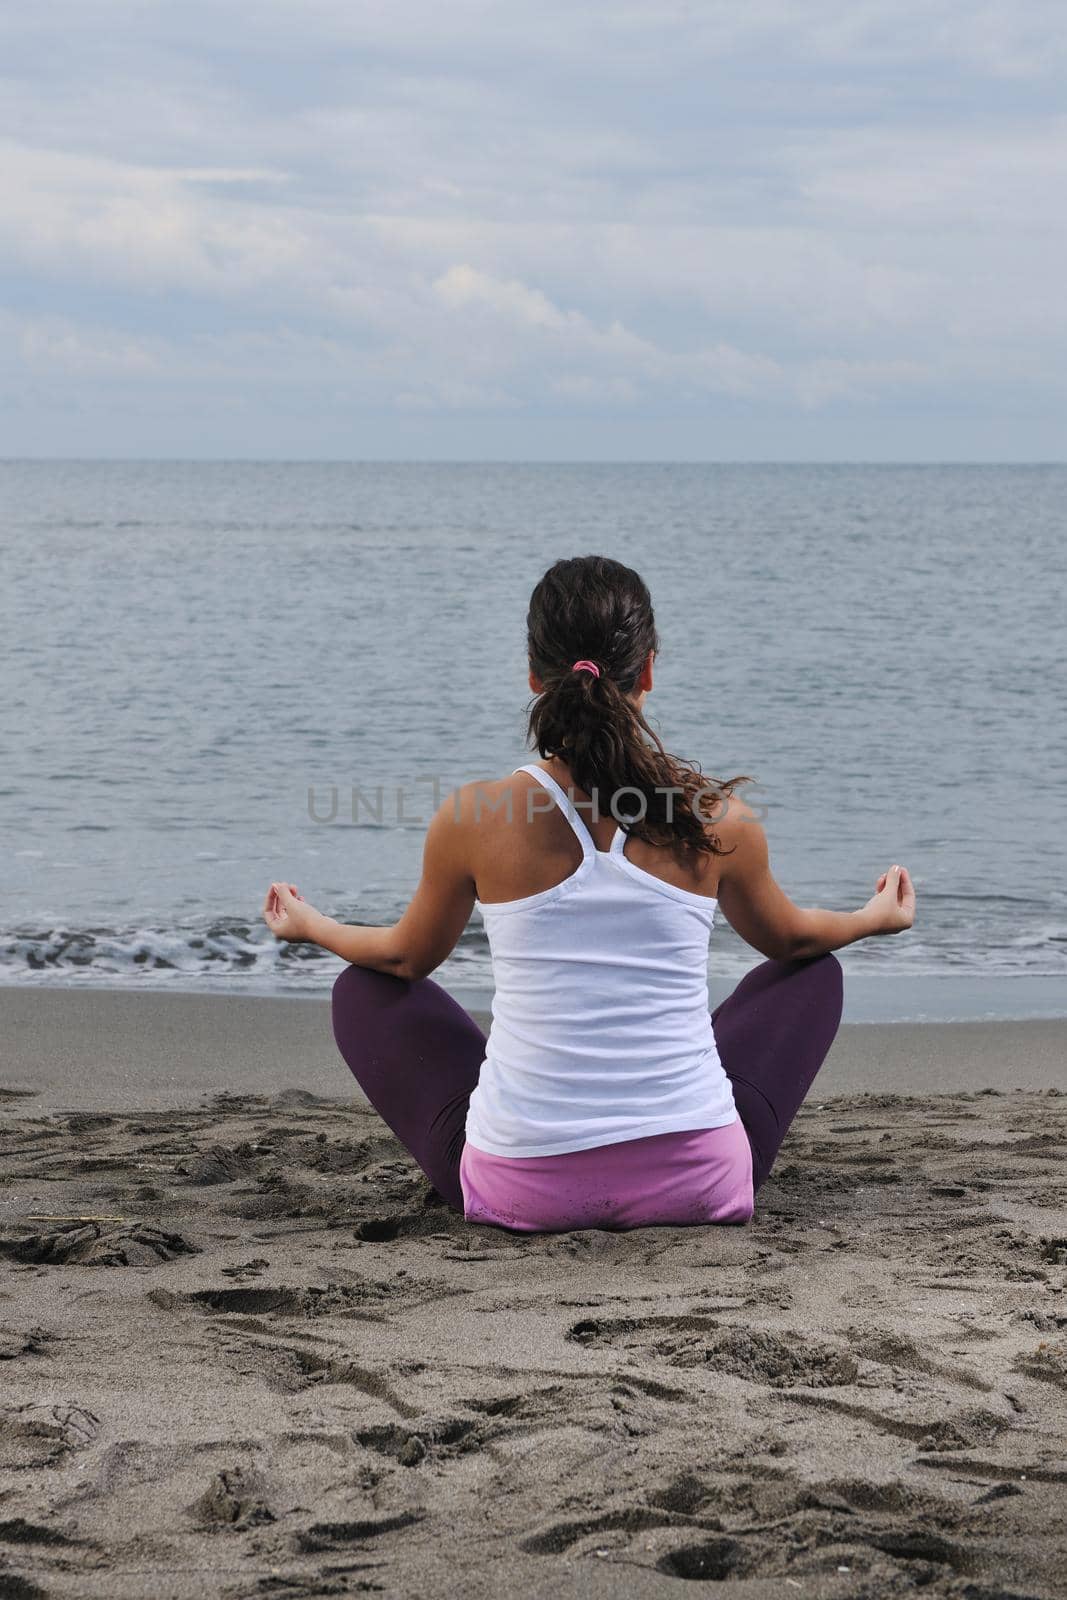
[
  {"xmin": 177, "ymin": 1284, "xmax": 384, "ymax": 1319},
  {"xmin": 181, "ymin": 1143, "xmax": 257, "ymax": 1185},
  {"xmin": 785, "ymin": 1391, "xmax": 1009, "ymax": 1452},
  {"xmin": 355, "ymin": 1417, "xmax": 478, "ymax": 1467},
  {"xmin": 657, "ymin": 1536, "xmax": 753, "ymax": 1581},
  {"xmin": 0, "ymin": 1326, "xmax": 58, "ymax": 1361},
  {"xmin": 567, "ymin": 1314, "xmax": 858, "ymax": 1386},
  {"xmin": 0, "ymin": 1221, "xmax": 198, "ymax": 1267},
  {"xmin": 839, "ymin": 1326, "xmax": 993, "ymax": 1392},
  {"xmin": 0, "ymin": 1403, "xmax": 100, "ymax": 1469},
  {"xmin": 527, "ymin": 1470, "xmax": 983, "ymax": 1583},
  {"xmin": 295, "ymin": 1511, "xmax": 422, "ymax": 1552},
  {"xmin": 1012, "ymin": 1339, "xmax": 1067, "ymax": 1390},
  {"xmin": 190, "ymin": 1467, "xmax": 275, "ymax": 1528}
]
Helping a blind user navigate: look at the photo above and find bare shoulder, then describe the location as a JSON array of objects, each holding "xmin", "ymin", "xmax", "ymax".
[
  {"xmin": 421, "ymin": 779, "xmax": 514, "ymax": 883},
  {"xmin": 444, "ymin": 774, "xmax": 529, "ymax": 832},
  {"xmin": 707, "ymin": 787, "xmax": 768, "ymax": 867}
]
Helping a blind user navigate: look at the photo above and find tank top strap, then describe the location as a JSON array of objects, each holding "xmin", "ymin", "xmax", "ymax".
[
  {"xmin": 609, "ymin": 819, "xmax": 629, "ymax": 857},
  {"xmin": 512, "ymin": 764, "xmax": 595, "ymax": 858}
]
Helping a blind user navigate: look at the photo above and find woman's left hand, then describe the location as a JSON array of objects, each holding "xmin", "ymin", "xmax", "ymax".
[{"xmin": 262, "ymin": 882, "xmax": 321, "ymax": 943}]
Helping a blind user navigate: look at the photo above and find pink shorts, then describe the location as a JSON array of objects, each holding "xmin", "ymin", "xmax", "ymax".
[{"xmin": 459, "ymin": 1117, "xmax": 755, "ymax": 1233}]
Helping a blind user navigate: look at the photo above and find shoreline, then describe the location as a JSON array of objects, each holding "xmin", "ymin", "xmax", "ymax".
[
  {"xmin": 3, "ymin": 987, "xmax": 1066, "ymax": 1112},
  {"xmin": 3, "ymin": 969, "xmax": 1066, "ymax": 1025}
]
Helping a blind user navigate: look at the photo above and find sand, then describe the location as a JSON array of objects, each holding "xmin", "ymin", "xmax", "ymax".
[{"xmin": 1, "ymin": 991, "xmax": 1066, "ymax": 1599}]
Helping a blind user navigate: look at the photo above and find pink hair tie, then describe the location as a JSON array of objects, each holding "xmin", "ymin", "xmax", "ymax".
[{"xmin": 572, "ymin": 659, "xmax": 601, "ymax": 678}]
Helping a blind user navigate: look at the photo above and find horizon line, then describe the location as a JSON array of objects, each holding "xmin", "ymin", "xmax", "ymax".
[{"xmin": 2, "ymin": 456, "xmax": 1066, "ymax": 468}]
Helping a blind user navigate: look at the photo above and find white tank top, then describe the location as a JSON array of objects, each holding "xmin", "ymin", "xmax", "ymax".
[{"xmin": 464, "ymin": 764, "xmax": 739, "ymax": 1158}]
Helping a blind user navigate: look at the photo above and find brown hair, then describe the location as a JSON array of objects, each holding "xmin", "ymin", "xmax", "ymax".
[{"xmin": 526, "ymin": 555, "xmax": 750, "ymax": 859}]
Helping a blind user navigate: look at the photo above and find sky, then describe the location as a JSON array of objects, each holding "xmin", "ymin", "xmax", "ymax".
[{"xmin": 1, "ymin": 1, "xmax": 1065, "ymax": 460}]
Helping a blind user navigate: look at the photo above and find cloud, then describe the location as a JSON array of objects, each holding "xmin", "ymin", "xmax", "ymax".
[
  {"xmin": 790, "ymin": 119, "xmax": 1067, "ymax": 229},
  {"xmin": 433, "ymin": 265, "xmax": 579, "ymax": 331},
  {"xmin": 13, "ymin": 1, "xmax": 1055, "ymax": 78},
  {"xmin": 0, "ymin": 142, "xmax": 315, "ymax": 296},
  {"xmin": 1, "ymin": 311, "xmax": 161, "ymax": 377},
  {"xmin": 0, "ymin": 1, "xmax": 1064, "ymax": 453}
]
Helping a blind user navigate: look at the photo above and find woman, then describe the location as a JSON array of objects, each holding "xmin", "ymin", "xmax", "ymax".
[{"xmin": 263, "ymin": 555, "xmax": 915, "ymax": 1232}]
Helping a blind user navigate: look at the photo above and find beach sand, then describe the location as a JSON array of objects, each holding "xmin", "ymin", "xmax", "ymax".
[{"xmin": 2, "ymin": 992, "xmax": 1066, "ymax": 1598}]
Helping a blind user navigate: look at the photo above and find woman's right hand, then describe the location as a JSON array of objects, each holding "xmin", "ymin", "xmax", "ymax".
[
  {"xmin": 862, "ymin": 865, "xmax": 916, "ymax": 935},
  {"xmin": 262, "ymin": 882, "xmax": 321, "ymax": 944}
]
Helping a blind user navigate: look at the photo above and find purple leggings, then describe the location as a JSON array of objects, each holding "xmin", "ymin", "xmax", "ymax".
[{"xmin": 331, "ymin": 953, "xmax": 843, "ymax": 1214}]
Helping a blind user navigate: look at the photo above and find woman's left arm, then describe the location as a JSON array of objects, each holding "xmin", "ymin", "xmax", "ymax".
[{"xmin": 262, "ymin": 794, "xmax": 476, "ymax": 981}]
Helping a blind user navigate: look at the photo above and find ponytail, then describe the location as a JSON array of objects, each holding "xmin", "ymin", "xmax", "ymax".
[{"xmin": 526, "ymin": 556, "xmax": 750, "ymax": 860}]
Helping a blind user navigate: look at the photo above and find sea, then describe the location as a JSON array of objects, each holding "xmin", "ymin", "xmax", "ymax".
[{"xmin": 3, "ymin": 460, "xmax": 1065, "ymax": 1022}]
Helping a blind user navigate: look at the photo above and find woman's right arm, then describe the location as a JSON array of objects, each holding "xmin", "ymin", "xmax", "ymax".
[{"xmin": 715, "ymin": 797, "xmax": 915, "ymax": 961}]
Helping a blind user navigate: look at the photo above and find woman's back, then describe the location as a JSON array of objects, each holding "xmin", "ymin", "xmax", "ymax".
[
  {"xmin": 464, "ymin": 761, "xmax": 725, "ymax": 904},
  {"xmin": 464, "ymin": 764, "xmax": 739, "ymax": 1158}
]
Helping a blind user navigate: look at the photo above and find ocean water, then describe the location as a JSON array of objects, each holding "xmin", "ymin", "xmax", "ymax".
[{"xmin": 2, "ymin": 460, "xmax": 1065, "ymax": 1019}]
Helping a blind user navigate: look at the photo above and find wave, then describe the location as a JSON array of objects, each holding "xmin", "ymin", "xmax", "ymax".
[
  {"xmin": 2, "ymin": 913, "xmax": 1067, "ymax": 993},
  {"xmin": 0, "ymin": 918, "xmax": 495, "ymax": 993}
]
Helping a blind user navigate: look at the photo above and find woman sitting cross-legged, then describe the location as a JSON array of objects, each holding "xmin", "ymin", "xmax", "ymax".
[{"xmin": 263, "ymin": 554, "xmax": 915, "ymax": 1233}]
